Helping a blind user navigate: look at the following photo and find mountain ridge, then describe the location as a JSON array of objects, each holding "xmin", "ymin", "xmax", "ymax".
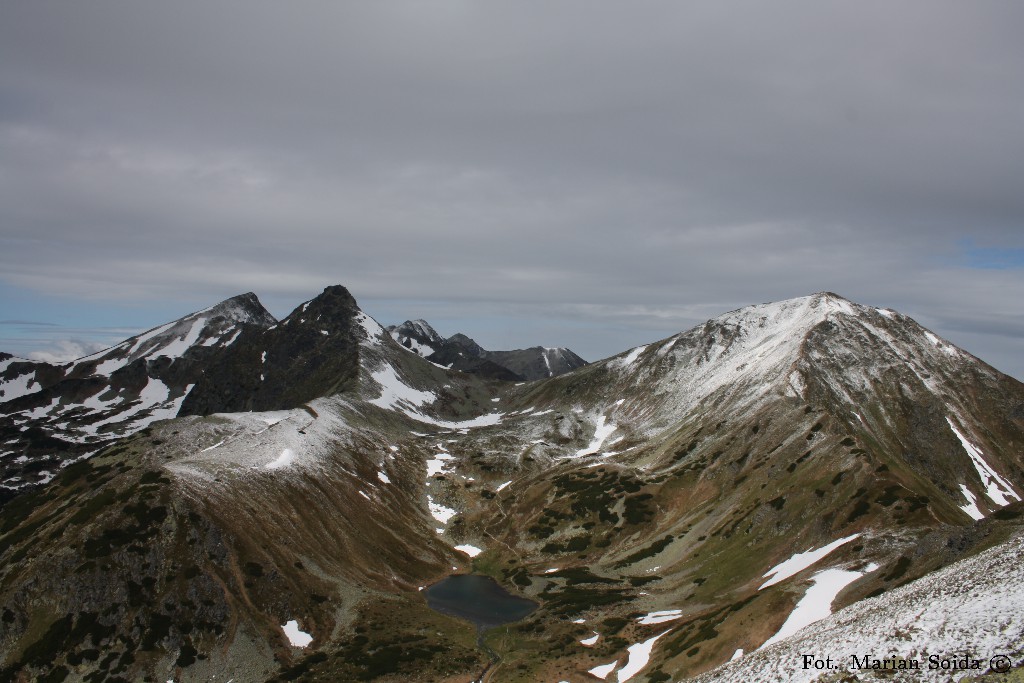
[{"xmin": 387, "ymin": 319, "xmax": 588, "ymax": 381}]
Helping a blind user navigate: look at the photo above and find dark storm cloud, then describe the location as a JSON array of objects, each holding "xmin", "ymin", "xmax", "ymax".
[{"xmin": 1, "ymin": 1, "xmax": 1022, "ymax": 376}]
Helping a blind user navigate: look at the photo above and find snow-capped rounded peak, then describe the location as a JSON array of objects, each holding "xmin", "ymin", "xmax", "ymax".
[{"xmin": 595, "ymin": 292, "xmax": 983, "ymax": 427}]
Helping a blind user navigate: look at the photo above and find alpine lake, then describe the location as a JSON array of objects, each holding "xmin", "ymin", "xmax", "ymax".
[{"xmin": 424, "ymin": 574, "xmax": 538, "ymax": 631}]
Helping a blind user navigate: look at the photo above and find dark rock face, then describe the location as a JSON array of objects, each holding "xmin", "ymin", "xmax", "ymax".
[{"xmin": 180, "ymin": 285, "xmax": 363, "ymax": 415}]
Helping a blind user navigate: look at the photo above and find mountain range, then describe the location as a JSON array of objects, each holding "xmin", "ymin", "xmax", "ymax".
[{"xmin": 0, "ymin": 286, "xmax": 1021, "ymax": 682}]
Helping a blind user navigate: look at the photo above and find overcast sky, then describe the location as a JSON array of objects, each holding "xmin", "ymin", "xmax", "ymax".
[{"xmin": 1, "ymin": 2, "xmax": 1022, "ymax": 378}]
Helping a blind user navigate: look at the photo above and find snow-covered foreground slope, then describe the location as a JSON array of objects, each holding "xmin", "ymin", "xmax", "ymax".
[{"xmin": 690, "ymin": 532, "xmax": 1024, "ymax": 682}]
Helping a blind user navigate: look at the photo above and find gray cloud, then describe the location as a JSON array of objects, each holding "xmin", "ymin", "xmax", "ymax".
[{"xmin": 1, "ymin": 1, "xmax": 1022, "ymax": 378}]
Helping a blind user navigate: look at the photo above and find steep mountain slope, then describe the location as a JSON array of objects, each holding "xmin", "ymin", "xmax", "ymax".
[
  {"xmin": 387, "ymin": 319, "xmax": 588, "ymax": 380},
  {"xmin": 0, "ymin": 290, "xmax": 1021, "ymax": 682},
  {"xmin": 0, "ymin": 293, "xmax": 276, "ymax": 494}
]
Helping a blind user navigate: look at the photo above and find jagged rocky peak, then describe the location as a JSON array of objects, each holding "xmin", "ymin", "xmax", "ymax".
[
  {"xmin": 399, "ymin": 319, "xmax": 445, "ymax": 344},
  {"xmin": 179, "ymin": 285, "xmax": 365, "ymax": 417},
  {"xmin": 387, "ymin": 319, "xmax": 445, "ymax": 356},
  {"xmin": 278, "ymin": 285, "xmax": 359, "ymax": 329}
]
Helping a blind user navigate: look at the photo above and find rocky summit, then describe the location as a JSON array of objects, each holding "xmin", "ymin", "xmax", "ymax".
[{"xmin": 1, "ymin": 288, "xmax": 1022, "ymax": 682}]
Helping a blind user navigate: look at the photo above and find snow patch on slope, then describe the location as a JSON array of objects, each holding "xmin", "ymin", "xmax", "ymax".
[
  {"xmin": 574, "ymin": 415, "xmax": 617, "ymax": 457},
  {"xmin": 365, "ymin": 361, "xmax": 504, "ymax": 430},
  {"xmin": 761, "ymin": 563, "xmax": 878, "ymax": 648},
  {"xmin": 616, "ymin": 630, "xmax": 671, "ymax": 682},
  {"xmin": 959, "ymin": 485, "xmax": 984, "ymax": 521},
  {"xmin": 946, "ymin": 417, "xmax": 1019, "ymax": 508},
  {"xmin": 368, "ymin": 365, "xmax": 436, "ymax": 412},
  {"xmin": 154, "ymin": 317, "xmax": 206, "ymax": 359},
  {"xmin": 612, "ymin": 345, "xmax": 648, "ymax": 370},
  {"xmin": 427, "ymin": 496, "xmax": 457, "ymax": 524},
  {"xmin": 426, "ymin": 449, "xmax": 454, "ymax": 477},
  {"xmin": 589, "ymin": 661, "xmax": 618, "ymax": 680},
  {"xmin": 588, "ymin": 630, "xmax": 671, "ymax": 682},
  {"xmin": 636, "ymin": 610, "xmax": 683, "ymax": 625},
  {"xmin": 281, "ymin": 620, "xmax": 313, "ymax": 648},
  {"xmin": 80, "ymin": 379, "xmax": 194, "ymax": 435},
  {"xmin": 355, "ymin": 311, "xmax": 385, "ymax": 344},
  {"xmin": 760, "ymin": 534, "xmax": 861, "ymax": 589},
  {"xmin": 266, "ymin": 448, "xmax": 296, "ymax": 470},
  {"xmin": 394, "ymin": 336, "xmax": 436, "ymax": 357},
  {"xmin": 0, "ymin": 370, "xmax": 42, "ymax": 403}
]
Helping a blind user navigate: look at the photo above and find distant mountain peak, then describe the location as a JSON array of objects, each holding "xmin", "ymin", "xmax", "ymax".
[
  {"xmin": 387, "ymin": 319, "xmax": 446, "ymax": 357},
  {"xmin": 205, "ymin": 291, "xmax": 277, "ymax": 324},
  {"xmin": 445, "ymin": 333, "xmax": 485, "ymax": 356},
  {"xmin": 406, "ymin": 319, "xmax": 443, "ymax": 341}
]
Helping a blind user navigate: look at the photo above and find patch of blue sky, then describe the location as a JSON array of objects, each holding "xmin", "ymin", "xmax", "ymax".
[
  {"xmin": 957, "ymin": 239, "xmax": 1024, "ymax": 270},
  {"xmin": 0, "ymin": 281, "xmax": 163, "ymax": 360}
]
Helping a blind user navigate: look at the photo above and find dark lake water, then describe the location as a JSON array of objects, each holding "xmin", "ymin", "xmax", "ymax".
[{"xmin": 424, "ymin": 574, "xmax": 538, "ymax": 631}]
